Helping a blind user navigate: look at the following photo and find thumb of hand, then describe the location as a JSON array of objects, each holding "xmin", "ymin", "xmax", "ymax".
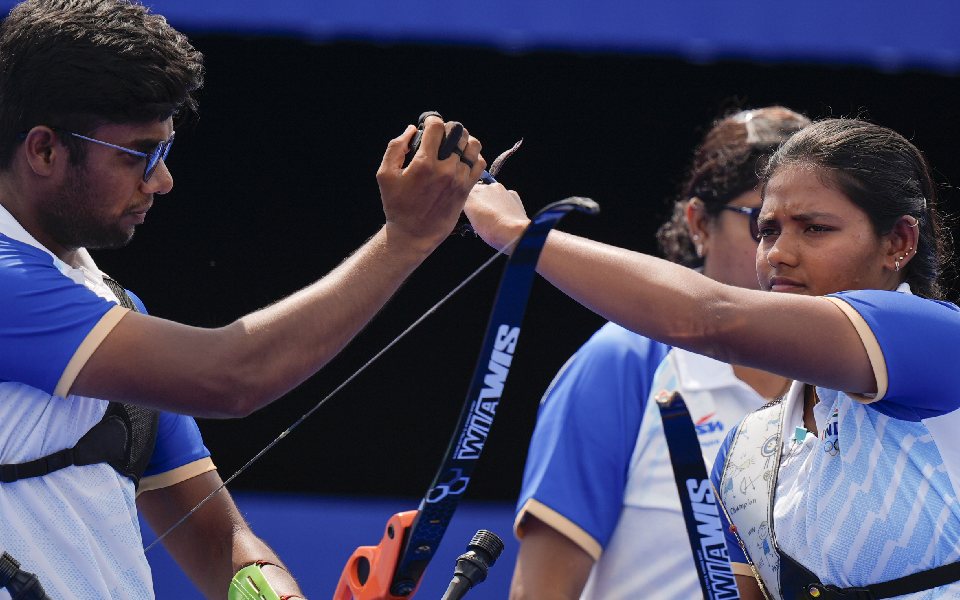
[{"xmin": 381, "ymin": 125, "xmax": 417, "ymax": 173}]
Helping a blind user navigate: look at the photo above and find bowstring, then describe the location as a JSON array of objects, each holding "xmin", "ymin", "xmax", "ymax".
[{"xmin": 144, "ymin": 236, "xmax": 519, "ymax": 553}]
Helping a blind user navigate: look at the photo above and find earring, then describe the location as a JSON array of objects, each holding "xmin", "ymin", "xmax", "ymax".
[
  {"xmin": 691, "ymin": 234, "xmax": 704, "ymax": 258},
  {"xmin": 895, "ymin": 256, "xmax": 904, "ymax": 272}
]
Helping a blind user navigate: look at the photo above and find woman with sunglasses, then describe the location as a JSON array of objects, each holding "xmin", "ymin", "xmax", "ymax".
[
  {"xmin": 511, "ymin": 107, "xmax": 808, "ymax": 599},
  {"xmin": 468, "ymin": 118, "xmax": 959, "ymax": 599}
]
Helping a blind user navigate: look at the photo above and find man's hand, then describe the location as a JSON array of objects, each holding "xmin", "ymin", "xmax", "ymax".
[
  {"xmin": 377, "ymin": 115, "xmax": 486, "ymax": 255},
  {"xmin": 465, "ymin": 182, "xmax": 531, "ymax": 252}
]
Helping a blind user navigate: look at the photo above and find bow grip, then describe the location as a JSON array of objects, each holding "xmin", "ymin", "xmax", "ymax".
[{"xmin": 333, "ymin": 510, "xmax": 421, "ymax": 600}]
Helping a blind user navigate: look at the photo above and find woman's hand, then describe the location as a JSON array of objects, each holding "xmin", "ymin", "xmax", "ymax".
[{"xmin": 465, "ymin": 182, "xmax": 531, "ymax": 252}]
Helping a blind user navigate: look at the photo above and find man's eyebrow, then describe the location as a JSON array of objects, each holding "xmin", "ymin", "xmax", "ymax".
[{"xmin": 126, "ymin": 135, "xmax": 169, "ymax": 151}]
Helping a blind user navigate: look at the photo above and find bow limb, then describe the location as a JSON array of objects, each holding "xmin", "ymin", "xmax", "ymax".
[{"xmin": 334, "ymin": 197, "xmax": 599, "ymax": 600}]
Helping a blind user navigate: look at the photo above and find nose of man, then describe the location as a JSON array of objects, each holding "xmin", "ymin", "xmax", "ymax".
[{"xmin": 143, "ymin": 159, "xmax": 174, "ymax": 195}]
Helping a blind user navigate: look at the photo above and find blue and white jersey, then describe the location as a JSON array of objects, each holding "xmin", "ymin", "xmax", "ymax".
[
  {"xmin": 516, "ymin": 323, "xmax": 767, "ymax": 598},
  {"xmin": 0, "ymin": 204, "xmax": 213, "ymax": 599},
  {"xmin": 713, "ymin": 288, "xmax": 960, "ymax": 599}
]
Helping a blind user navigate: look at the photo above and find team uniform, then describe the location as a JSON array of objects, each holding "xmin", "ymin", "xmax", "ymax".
[
  {"xmin": 0, "ymin": 204, "xmax": 215, "ymax": 599},
  {"xmin": 515, "ymin": 322, "xmax": 769, "ymax": 598},
  {"xmin": 712, "ymin": 286, "xmax": 960, "ymax": 599}
]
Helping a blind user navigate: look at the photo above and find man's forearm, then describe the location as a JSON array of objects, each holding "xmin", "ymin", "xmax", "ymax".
[
  {"xmin": 72, "ymin": 224, "xmax": 434, "ymax": 418},
  {"xmin": 222, "ymin": 223, "xmax": 434, "ymax": 414}
]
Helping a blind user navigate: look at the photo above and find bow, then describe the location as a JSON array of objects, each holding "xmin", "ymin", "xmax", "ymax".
[{"xmin": 333, "ymin": 196, "xmax": 599, "ymax": 599}]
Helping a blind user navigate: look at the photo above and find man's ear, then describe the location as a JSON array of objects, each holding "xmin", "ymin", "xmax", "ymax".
[{"xmin": 22, "ymin": 126, "xmax": 65, "ymax": 177}]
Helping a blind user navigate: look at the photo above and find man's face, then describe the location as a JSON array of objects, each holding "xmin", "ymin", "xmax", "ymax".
[{"xmin": 37, "ymin": 118, "xmax": 174, "ymax": 251}]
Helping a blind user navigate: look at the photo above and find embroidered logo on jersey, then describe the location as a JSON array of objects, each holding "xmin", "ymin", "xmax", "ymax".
[
  {"xmin": 822, "ymin": 407, "xmax": 840, "ymax": 456},
  {"xmin": 695, "ymin": 412, "xmax": 724, "ymax": 436}
]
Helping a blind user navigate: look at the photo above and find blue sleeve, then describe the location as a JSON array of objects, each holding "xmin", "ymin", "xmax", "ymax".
[
  {"xmin": 516, "ymin": 322, "xmax": 670, "ymax": 550},
  {"xmin": 144, "ymin": 411, "xmax": 212, "ymax": 477},
  {"xmin": 126, "ymin": 289, "xmax": 148, "ymax": 314},
  {"xmin": 830, "ymin": 290, "xmax": 960, "ymax": 419},
  {"xmin": 0, "ymin": 237, "xmax": 115, "ymax": 394},
  {"xmin": 711, "ymin": 424, "xmax": 747, "ymax": 565}
]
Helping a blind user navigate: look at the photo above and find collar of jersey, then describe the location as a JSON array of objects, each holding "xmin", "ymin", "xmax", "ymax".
[
  {"xmin": 0, "ymin": 202, "xmax": 105, "ymax": 280},
  {"xmin": 670, "ymin": 347, "xmax": 748, "ymax": 393}
]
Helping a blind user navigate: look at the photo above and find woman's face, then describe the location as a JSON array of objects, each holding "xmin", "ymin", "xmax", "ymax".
[{"xmin": 756, "ymin": 165, "xmax": 894, "ymax": 296}]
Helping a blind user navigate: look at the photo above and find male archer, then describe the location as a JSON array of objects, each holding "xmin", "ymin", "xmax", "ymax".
[{"xmin": 0, "ymin": 0, "xmax": 485, "ymax": 597}]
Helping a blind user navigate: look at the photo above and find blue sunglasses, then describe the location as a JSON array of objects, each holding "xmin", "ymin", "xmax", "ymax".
[
  {"xmin": 64, "ymin": 130, "xmax": 175, "ymax": 182},
  {"xmin": 17, "ymin": 128, "xmax": 175, "ymax": 182}
]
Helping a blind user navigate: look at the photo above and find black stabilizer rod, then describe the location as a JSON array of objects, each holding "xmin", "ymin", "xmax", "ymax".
[
  {"xmin": 0, "ymin": 552, "xmax": 52, "ymax": 600},
  {"xmin": 440, "ymin": 530, "xmax": 505, "ymax": 600}
]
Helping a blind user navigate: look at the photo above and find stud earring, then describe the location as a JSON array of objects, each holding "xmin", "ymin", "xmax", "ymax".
[
  {"xmin": 691, "ymin": 234, "xmax": 704, "ymax": 258},
  {"xmin": 895, "ymin": 256, "xmax": 904, "ymax": 272}
]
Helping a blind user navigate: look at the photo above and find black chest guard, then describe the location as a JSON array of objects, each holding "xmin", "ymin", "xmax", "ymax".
[
  {"xmin": 0, "ymin": 276, "xmax": 159, "ymax": 489},
  {"xmin": 0, "ymin": 401, "xmax": 159, "ymax": 488}
]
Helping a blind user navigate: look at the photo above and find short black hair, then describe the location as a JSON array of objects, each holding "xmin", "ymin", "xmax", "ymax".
[{"xmin": 0, "ymin": 0, "xmax": 204, "ymax": 167}]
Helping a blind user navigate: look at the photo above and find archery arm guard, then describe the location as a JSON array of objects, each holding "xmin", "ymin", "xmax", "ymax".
[
  {"xmin": 229, "ymin": 563, "xmax": 280, "ymax": 600},
  {"xmin": 228, "ymin": 561, "xmax": 304, "ymax": 600}
]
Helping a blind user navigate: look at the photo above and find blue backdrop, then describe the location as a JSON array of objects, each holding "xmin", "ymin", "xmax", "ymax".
[{"xmin": 1, "ymin": 0, "xmax": 958, "ymax": 72}]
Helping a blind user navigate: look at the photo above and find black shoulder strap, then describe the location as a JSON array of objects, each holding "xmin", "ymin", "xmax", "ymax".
[
  {"xmin": 780, "ymin": 546, "xmax": 960, "ymax": 599},
  {"xmin": 658, "ymin": 391, "xmax": 740, "ymax": 600},
  {"xmin": 0, "ymin": 276, "xmax": 159, "ymax": 488}
]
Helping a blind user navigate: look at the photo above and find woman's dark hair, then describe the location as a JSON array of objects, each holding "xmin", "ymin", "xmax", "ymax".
[
  {"xmin": 0, "ymin": 0, "xmax": 205, "ymax": 168},
  {"xmin": 761, "ymin": 118, "xmax": 952, "ymax": 299},
  {"xmin": 657, "ymin": 106, "xmax": 810, "ymax": 266}
]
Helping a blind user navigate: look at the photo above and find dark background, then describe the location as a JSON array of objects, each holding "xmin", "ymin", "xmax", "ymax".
[{"xmin": 92, "ymin": 37, "xmax": 960, "ymax": 502}]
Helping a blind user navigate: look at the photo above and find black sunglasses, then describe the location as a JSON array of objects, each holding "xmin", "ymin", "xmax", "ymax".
[{"xmin": 720, "ymin": 205, "xmax": 761, "ymax": 241}]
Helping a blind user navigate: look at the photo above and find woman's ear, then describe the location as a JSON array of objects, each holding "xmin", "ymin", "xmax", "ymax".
[
  {"xmin": 684, "ymin": 197, "xmax": 709, "ymax": 258},
  {"xmin": 885, "ymin": 215, "xmax": 921, "ymax": 273}
]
